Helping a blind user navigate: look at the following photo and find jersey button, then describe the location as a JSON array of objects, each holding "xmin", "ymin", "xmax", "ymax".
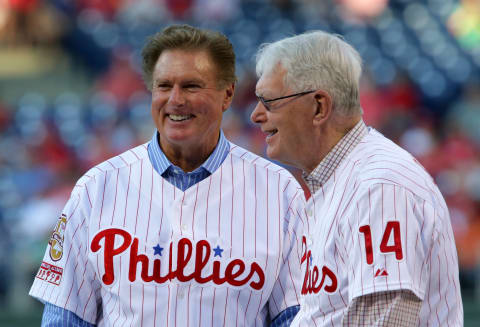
[
  {"xmin": 178, "ymin": 288, "xmax": 185, "ymax": 299},
  {"xmin": 181, "ymin": 224, "xmax": 188, "ymax": 232},
  {"xmin": 307, "ymin": 209, "xmax": 313, "ymax": 217}
]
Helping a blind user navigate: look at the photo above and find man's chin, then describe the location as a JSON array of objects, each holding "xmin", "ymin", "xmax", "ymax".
[
  {"xmin": 266, "ymin": 148, "xmax": 299, "ymax": 168},
  {"xmin": 266, "ymin": 147, "xmax": 284, "ymax": 163}
]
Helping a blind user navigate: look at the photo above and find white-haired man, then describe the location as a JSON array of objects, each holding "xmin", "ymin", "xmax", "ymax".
[{"xmin": 251, "ymin": 30, "xmax": 463, "ymax": 326}]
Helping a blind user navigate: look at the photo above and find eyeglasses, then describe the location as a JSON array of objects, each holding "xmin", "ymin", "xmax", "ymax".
[{"xmin": 256, "ymin": 90, "xmax": 316, "ymax": 111}]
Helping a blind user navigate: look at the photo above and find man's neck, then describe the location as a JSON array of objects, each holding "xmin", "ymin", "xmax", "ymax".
[
  {"xmin": 304, "ymin": 116, "xmax": 362, "ymax": 174},
  {"xmin": 160, "ymin": 136, "xmax": 219, "ymax": 173}
]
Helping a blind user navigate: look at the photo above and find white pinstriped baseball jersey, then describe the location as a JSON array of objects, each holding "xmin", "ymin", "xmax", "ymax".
[
  {"xmin": 292, "ymin": 128, "xmax": 463, "ymax": 326},
  {"xmin": 30, "ymin": 142, "xmax": 306, "ymax": 327}
]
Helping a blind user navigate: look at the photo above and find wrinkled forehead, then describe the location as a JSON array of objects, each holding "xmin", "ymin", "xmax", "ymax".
[{"xmin": 255, "ymin": 62, "xmax": 289, "ymax": 96}]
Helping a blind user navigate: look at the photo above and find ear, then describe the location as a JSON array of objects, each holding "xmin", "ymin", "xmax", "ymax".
[
  {"xmin": 222, "ymin": 83, "xmax": 235, "ymax": 112},
  {"xmin": 313, "ymin": 90, "xmax": 332, "ymax": 126}
]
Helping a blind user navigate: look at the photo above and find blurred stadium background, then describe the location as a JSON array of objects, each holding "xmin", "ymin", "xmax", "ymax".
[{"xmin": 0, "ymin": 0, "xmax": 479, "ymax": 325}]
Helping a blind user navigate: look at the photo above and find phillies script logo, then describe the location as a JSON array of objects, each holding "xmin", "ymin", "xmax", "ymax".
[
  {"xmin": 91, "ymin": 228, "xmax": 265, "ymax": 290},
  {"xmin": 301, "ymin": 236, "xmax": 338, "ymax": 295}
]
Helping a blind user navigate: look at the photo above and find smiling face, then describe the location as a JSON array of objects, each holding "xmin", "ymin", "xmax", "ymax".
[
  {"xmin": 250, "ymin": 64, "xmax": 318, "ymax": 168},
  {"xmin": 151, "ymin": 49, "xmax": 234, "ymax": 162}
]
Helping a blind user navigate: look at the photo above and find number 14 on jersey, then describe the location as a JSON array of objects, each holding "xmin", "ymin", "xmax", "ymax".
[{"xmin": 358, "ymin": 221, "xmax": 404, "ymax": 265}]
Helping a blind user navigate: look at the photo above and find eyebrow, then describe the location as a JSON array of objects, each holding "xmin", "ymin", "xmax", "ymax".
[{"xmin": 255, "ymin": 90, "xmax": 271, "ymax": 98}]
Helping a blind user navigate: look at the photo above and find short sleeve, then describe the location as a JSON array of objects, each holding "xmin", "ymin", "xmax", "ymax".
[
  {"xmin": 346, "ymin": 183, "xmax": 436, "ymax": 302},
  {"xmin": 29, "ymin": 184, "xmax": 100, "ymax": 324},
  {"xmin": 268, "ymin": 189, "xmax": 306, "ymax": 318}
]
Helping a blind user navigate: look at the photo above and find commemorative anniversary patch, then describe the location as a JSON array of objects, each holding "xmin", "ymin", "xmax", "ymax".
[
  {"xmin": 36, "ymin": 261, "xmax": 63, "ymax": 286},
  {"xmin": 48, "ymin": 213, "xmax": 67, "ymax": 261}
]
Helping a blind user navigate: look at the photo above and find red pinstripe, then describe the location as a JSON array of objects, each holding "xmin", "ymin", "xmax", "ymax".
[
  {"xmin": 357, "ymin": 220, "xmax": 365, "ymax": 296},
  {"xmin": 72, "ymin": 254, "xmax": 90, "ymax": 312},
  {"xmin": 154, "ymin": 286, "xmax": 157, "ymax": 327},
  {"xmin": 211, "ymin": 288, "xmax": 216, "ymax": 327},
  {"xmin": 285, "ymin": 244, "xmax": 300, "ymax": 304},
  {"xmin": 145, "ymin": 165, "xmax": 154, "ymax": 248},
  {"xmin": 322, "ymin": 162, "xmax": 356, "ymax": 260},
  {"xmin": 270, "ymin": 292, "xmax": 280, "ymax": 314},
  {"xmin": 394, "ymin": 185, "xmax": 402, "ymax": 289},
  {"xmin": 174, "ymin": 286, "xmax": 178, "ymax": 327},
  {"xmin": 129, "ymin": 148, "xmax": 140, "ymax": 160},
  {"xmin": 265, "ymin": 171, "xmax": 269, "ymax": 271},
  {"xmin": 235, "ymin": 290, "xmax": 241, "ymax": 327},
  {"xmin": 158, "ymin": 178, "xmax": 164, "ymax": 238},
  {"xmin": 192, "ymin": 182, "xmax": 199, "ymax": 239},
  {"xmin": 368, "ymin": 189, "xmax": 375, "ymax": 294},
  {"xmin": 167, "ymin": 285, "xmax": 171, "ymax": 327},
  {"xmin": 123, "ymin": 166, "xmax": 132, "ymax": 226},
  {"xmin": 198, "ymin": 288, "xmax": 204, "ymax": 327},
  {"xmin": 332, "ymin": 243, "xmax": 347, "ymax": 307},
  {"xmin": 187, "ymin": 285, "xmax": 191, "ymax": 327},
  {"xmin": 242, "ymin": 160, "xmax": 245, "ymax": 257},
  {"xmin": 128, "ymin": 285, "xmax": 134, "ymax": 327},
  {"xmin": 254, "ymin": 291, "xmax": 264, "ymax": 324},
  {"xmin": 345, "ymin": 211, "xmax": 356, "ymax": 261},
  {"xmin": 382, "ymin": 184, "xmax": 389, "ymax": 290},
  {"xmin": 141, "ymin": 284, "xmax": 145, "ymax": 326},
  {"xmin": 134, "ymin": 159, "xmax": 143, "ymax": 234},
  {"xmin": 218, "ymin": 165, "xmax": 223, "ymax": 236},
  {"xmin": 85, "ymin": 183, "xmax": 92, "ymax": 208},
  {"xmin": 230, "ymin": 154, "xmax": 234, "ymax": 258},
  {"xmin": 363, "ymin": 167, "xmax": 432, "ymax": 194},
  {"xmin": 110, "ymin": 169, "xmax": 119, "ymax": 225},
  {"xmin": 275, "ymin": 174, "xmax": 289, "ymax": 310},
  {"xmin": 223, "ymin": 288, "xmax": 229, "ymax": 327},
  {"xmin": 98, "ymin": 171, "xmax": 107, "ymax": 229},
  {"xmin": 205, "ymin": 175, "xmax": 212, "ymax": 239},
  {"xmin": 63, "ymin": 244, "xmax": 83, "ymax": 307},
  {"xmin": 254, "ymin": 165, "xmax": 257, "ymax": 257},
  {"xmin": 179, "ymin": 192, "xmax": 186, "ymax": 236},
  {"xmin": 244, "ymin": 291, "xmax": 252, "ymax": 325},
  {"xmin": 82, "ymin": 288, "xmax": 95, "ymax": 319},
  {"xmin": 440, "ymin": 234, "xmax": 451, "ymax": 326}
]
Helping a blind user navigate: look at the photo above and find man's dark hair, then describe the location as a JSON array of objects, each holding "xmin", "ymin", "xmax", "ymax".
[{"xmin": 141, "ymin": 24, "xmax": 236, "ymax": 90}]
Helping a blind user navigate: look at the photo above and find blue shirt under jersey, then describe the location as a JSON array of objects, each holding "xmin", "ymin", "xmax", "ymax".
[{"xmin": 41, "ymin": 130, "xmax": 298, "ymax": 326}]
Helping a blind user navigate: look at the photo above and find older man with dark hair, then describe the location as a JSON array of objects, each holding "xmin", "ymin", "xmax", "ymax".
[
  {"xmin": 251, "ymin": 30, "xmax": 463, "ymax": 326},
  {"xmin": 30, "ymin": 24, "xmax": 305, "ymax": 327}
]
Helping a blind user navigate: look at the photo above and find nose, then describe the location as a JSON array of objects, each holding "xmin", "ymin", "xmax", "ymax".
[
  {"xmin": 168, "ymin": 85, "xmax": 186, "ymax": 106},
  {"xmin": 250, "ymin": 101, "xmax": 267, "ymax": 124}
]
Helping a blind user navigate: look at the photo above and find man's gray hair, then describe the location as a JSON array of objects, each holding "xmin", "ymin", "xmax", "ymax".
[{"xmin": 256, "ymin": 31, "xmax": 363, "ymax": 116}]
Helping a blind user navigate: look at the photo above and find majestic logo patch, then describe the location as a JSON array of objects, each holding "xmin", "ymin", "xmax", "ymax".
[
  {"xmin": 49, "ymin": 214, "xmax": 67, "ymax": 261},
  {"xmin": 36, "ymin": 261, "xmax": 63, "ymax": 286},
  {"xmin": 90, "ymin": 228, "xmax": 266, "ymax": 291}
]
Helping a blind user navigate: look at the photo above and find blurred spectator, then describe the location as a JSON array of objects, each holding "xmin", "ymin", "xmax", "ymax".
[
  {"xmin": 192, "ymin": 0, "xmax": 240, "ymax": 22},
  {"xmin": 447, "ymin": 79, "xmax": 480, "ymax": 147},
  {"xmin": 0, "ymin": 0, "xmax": 66, "ymax": 46},
  {"xmin": 0, "ymin": 211, "xmax": 12, "ymax": 306},
  {"xmin": 94, "ymin": 47, "xmax": 145, "ymax": 107},
  {"xmin": 165, "ymin": 0, "xmax": 194, "ymax": 19}
]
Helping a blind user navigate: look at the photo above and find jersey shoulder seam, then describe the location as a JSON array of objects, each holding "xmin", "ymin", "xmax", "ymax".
[
  {"xmin": 75, "ymin": 143, "xmax": 149, "ymax": 188},
  {"xmin": 228, "ymin": 142, "xmax": 301, "ymax": 188}
]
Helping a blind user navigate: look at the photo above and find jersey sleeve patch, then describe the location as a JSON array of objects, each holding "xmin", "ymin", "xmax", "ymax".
[
  {"xmin": 35, "ymin": 261, "xmax": 63, "ymax": 286},
  {"xmin": 48, "ymin": 213, "xmax": 68, "ymax": 261}
]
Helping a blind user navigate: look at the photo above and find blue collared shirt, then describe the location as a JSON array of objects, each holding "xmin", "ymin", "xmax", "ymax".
[
  {"xmin": 148, "ymin": 130, "xmax": 230, "ymax": 191},
  {"xmin": 41, "ymin": 130, "xmax": 298, "ymax": 326}
]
